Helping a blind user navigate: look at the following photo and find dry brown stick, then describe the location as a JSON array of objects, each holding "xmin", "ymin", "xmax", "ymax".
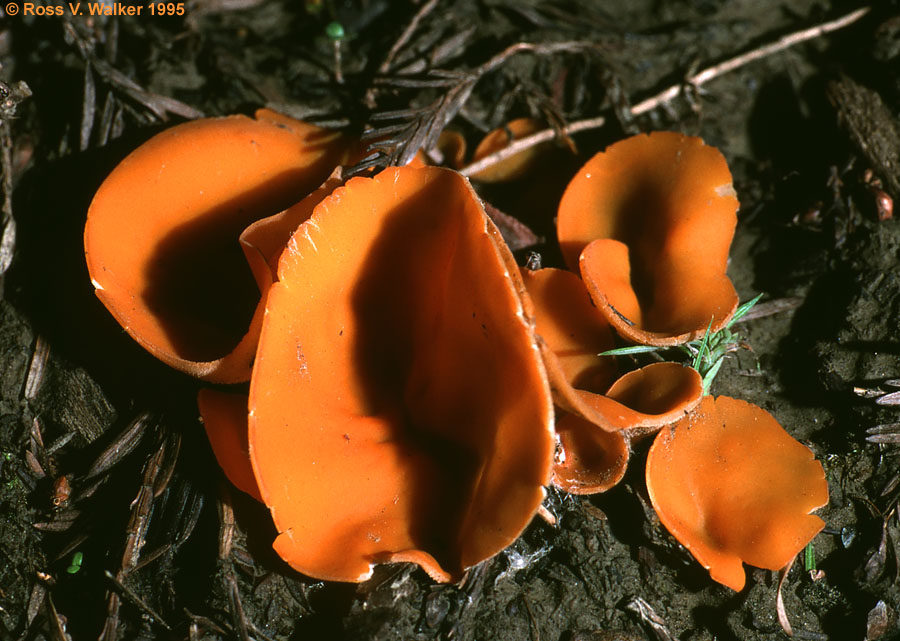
[
  {"xmin": 120, "ymin": 439, "xmax": 166, "ymax": 573},
  {"xmin": 734, "ymin": 296, "xmax": 803, "ymax": 324},
  {"xmin": 99, "ymin": 436, "xmax": 166, "ymax": 641},
  {"xmin": 23, "ymin": 335, "xmax": 50, "ymax": 401},
  {"xmin": 460, "ymin": 7, "xmax": 870, "ymax": 177},
  {"xmin": 460, "ymin": 116, "xmax": 606, "ymax": 177},
  {"xmin": 364, "ymin": 0, "xmax": 441, "ymax": 107},
  {"xmin": 218, "ymin": 481, "xmax": 235, "ymax": 561},
  {"xmin": 0, "ymin": 121, "xmax": 16, "ymax": 275},
  {"xmin": 630, "ymin": 6, "xmax": 871, "ymax": 116},
  {"xmin": 104, "ymin": 570, "xmax": 172, "ymax": 632},
  {"xmin": 379, "ymin": 0, "xmax": 441, "ymax": 75},
  {"xmin": 225, "ymin": 569, "xmax": 251, "ymax": 641},
  {"xmin": 473, "ymin": 41, "xmax": 605, "ymax": 78}
]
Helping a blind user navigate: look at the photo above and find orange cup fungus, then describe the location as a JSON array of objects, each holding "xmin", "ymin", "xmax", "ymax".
[
  {"xmin": 197, "ymin": 388, "xmax": 262, "ymax": 502},
  {"xmin": 520, "ymin": 266, "xmax": 703, "ymax": 492},
  {"xmin": 84, "ymin": 109, "xmax": 350, "ymax": 382},
  {"xmin": 469, "ymin": 118, "xmax": 550, "ymax": 183},
  {"xmin": 201, "ymin": 166, "xmax": 554, "ymax": 582},
  {"xmin": 647, "ymin": 396, "xmax": 829, "ymax": 591},
  {"xmin": 558, "ymin": 131, "xmax": 740, "ymax": 345}
]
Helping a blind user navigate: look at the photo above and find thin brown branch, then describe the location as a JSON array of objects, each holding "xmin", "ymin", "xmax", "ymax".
[
  {"xmin": 631, "ymin": 6, "xmax": 871, "ymax": 116},
  {"xmin": 734, "ymin": 296, "xmax": 803, "ymax": 323},
  {"xmin": 475, "ymin": 41, "xmax": 605, "ymax": 78},
  {"xmin": 460, "ymin": 116, "xmax": 606, "ymax": 177},
  {"xmin": 104, "ymin": 571, "xmax": 172, "ymax": 632},
  {"xmin": 460, "ymin": 7, "xmax": 870, "ymax": 178},
  {"xmin": 379, "ymin": 0, "xmax": 441, "ymax": 75},
  {"xmin": 775, "ymin": 554, "xmax": 796, "ymax": 636}
]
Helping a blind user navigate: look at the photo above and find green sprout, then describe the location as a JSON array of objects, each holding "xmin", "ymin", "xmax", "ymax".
[
  {"xmin": 804, "ymin": 541, "xmax": 816, "ymax": 573},
  {"xmin": 66, "ymin": 551, "xmax": 84, "ymax": 574},
  {"xmin": 600, "ymin": 293, "xmax": 763, "ymax": 394}
]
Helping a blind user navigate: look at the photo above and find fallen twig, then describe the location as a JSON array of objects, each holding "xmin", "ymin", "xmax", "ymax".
[
  {"xmin": 379, "ymin": 0, "xmax": 441, "ymax": 76},
  {"xmin": 734, "ymin": 296, "xmax": 804, "ymax": 324},
  {"xmin": 461, "ymin": 7, "xmax": 870, "ymax": 177},
  {"xmin": 634, "ymin": 7, "xmax": 870, "ymax": 115},
  {"xmin": 460, "ymin": 116, "xmax": 606, "ymax": 177},
  {"xmin": 776, "ymin": 555, "xmax": 797, "ymax": 636},
  {"xmin": 104, "ymin": 571, "xmax": 172, "ymax": 632}
]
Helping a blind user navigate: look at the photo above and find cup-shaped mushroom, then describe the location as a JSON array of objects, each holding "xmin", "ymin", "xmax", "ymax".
[
  {"xmin": 521, "ymin": 267, "xmax": 702, "ymax": 434},
  {"xmin": 520, "ymin": 267, "xmax": 618, "ymax": 396},
  {"xmin": 552, "ymin": 408, "xmax": 628, "ymax": 495},
  {"xmin": 248, "ymin": 166, "xmax": 555, "ymax": 582},
  {"xmin": 197, "ymin": 388, "xmax": 261, "ymax": 502},
  {"xmin": 469, "ymin": 118, "xmax": 549, "ymax": 183},
  {"xmin": 85, "ymin": 110, "xmax": 349, "ymax": 382},
  {"xmin": 558, "ymin": 132, "xmax": 739, "ymax": 345},
  {"xmin": 646, "ymin": 396, "xmax": 829, "ymax": 591},
  {"xmin": 547, "ymin": 363, "xmax": 701, "ymax": 495},
  {"xmin": 520, "ymin": 267, "xmax": 701, "ymax": 492}
]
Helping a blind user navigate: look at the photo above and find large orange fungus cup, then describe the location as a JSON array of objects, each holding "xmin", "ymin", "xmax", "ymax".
[
  {"xmin": 84, "ymin": 110, "xmax": 350, "ymax": 382},
  {"xmin": 236, "ymin": 165, "xmax": 555, "ymax": 582},
  {"xmin": 646, "ymin": 396, "xmax": 829, "ymax": 591},
  {"xmin": 558, "ymin": 131, "xmax": 740, "ymax": 345}
]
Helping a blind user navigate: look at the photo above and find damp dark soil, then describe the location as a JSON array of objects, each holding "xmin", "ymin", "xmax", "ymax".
[{"xmin": 1, "ymin": 1, "xmax": 900, "ymax": 640}]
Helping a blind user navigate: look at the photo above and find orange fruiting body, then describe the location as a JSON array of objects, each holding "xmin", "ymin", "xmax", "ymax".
[
  {"xmin": 646, "ymin": 396, "xmax": 829, "ymax": 591},
  {"xmin": 558, "ymin": 131, "xmax": 739, "ymax": 345},
  {"xmin": 85, "ymin": 110, "xmax": 348, "ymax": 382},
  {"xmin": 248, "ymin": 165, "xmax": 554, "ymax": 582}
]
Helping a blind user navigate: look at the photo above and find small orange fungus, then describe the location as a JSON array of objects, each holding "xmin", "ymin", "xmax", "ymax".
[
  {"xmin": 521, "ymin": 267, "xmax": 702, "ymax": 433},
  {"xmin": 197, "ymin": 388, "xmax": 261, "ymax": 502},
  {"xmin": 520, "ymin": 267, "xmax": 617, "ymax": 395},
  {"xmin": 553, "ymin": 408, "xmax": 628, "ymax": 494},
  {"xmin": 558, "ymin": 131, "xmax": 740, "ymax": 345},
  {"xmin": 521, "ymin": 266, "xmax": 702, "ymax": 491},
  {"xmin": 646, "ymin": 396, "xmax": 829, "ymax": 591},
  {"xmin": 470, "ymin": 118, "xmax": 549, "ymax": 183},
  {"xmin": 248, "ymin": 165, "xmax": 554, "ymax": 582},
  {"xmin": 434, "ymin": 130, "xmax": 467, "ymax": 168},
  {"xmin": 84, "ymin": 110, "xmax": 348, "ymax": 382}
]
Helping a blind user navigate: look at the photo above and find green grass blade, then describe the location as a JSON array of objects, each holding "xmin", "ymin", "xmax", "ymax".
[
  {"xmin": 804, "ymin": 542, "xmax": 816, "ymax": 572},
  {"xmin": 701, "ymin": 357, "xmax": 725, "ymax": 394},
  {"xmin": 598, "ymin": 345, "xmax": 663, "ymax": 357},
  {"xmin": 692, "ymin": 318, "xmax": 715, "ymax": 370},
  {"xmin": 726, "ymin": 293, "xmax": 764, "ymax": 329}
]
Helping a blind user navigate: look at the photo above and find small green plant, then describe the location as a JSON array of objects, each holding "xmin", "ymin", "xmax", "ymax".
[
  {"xmin": 600, "ymin": 294, "xmax": 763, "ymax": 394},
  {"xmin": 66, "ymin": 551, "xmax": 84, "ymax": 575},
  {"xmin": 803, "ymin": 541, "xmax": 816, "ymax": 573}
]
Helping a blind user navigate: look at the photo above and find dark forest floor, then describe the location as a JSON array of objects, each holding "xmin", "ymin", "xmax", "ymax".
[{"xmin": 1, "ymin": 0, "xmax": 900, "ymax": 639}]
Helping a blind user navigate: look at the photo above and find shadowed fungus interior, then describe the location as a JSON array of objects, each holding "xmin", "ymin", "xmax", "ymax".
[
  {"xmin": 84, "ymin": 110, "xmax": 347, "ymax": 381},
  {"xmin": 248, "ymin": 166, "xmax": 554, "ymax": 582},
  {"xmin": 558, "ymin": 131, "xmax": 740, "ymax": 345}
]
